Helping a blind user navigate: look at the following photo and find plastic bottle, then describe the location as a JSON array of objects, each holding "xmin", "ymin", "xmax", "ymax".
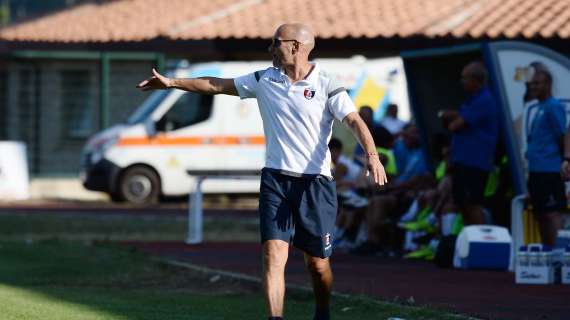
[
  {"xmin": 562, "ymin": 245, "xmax": 570, "ymax": 268},
  {"xmin": 539, "ymin": 248, "xmax": 551, "ymax": 267},
  {"xmin": 529, "ymin": 245, "xmax": 541, "ymax": 267},
  {"xmin": 517, "ymin": 246, "xmax": 529, "ymax": 267}
]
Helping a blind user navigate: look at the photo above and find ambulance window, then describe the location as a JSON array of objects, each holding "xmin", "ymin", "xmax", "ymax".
[
  {"xmin": 158, "ymin": 92, "xmax": 213, "ymax": 131},
  {"xmin": 127, "ymin": 90, "xmax": 168, "ymax": 125}
]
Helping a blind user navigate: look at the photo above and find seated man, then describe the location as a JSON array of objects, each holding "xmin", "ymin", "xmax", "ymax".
[
  {"xmin": 353, "ymin": 105, "xmax": 394, "ymax": 166},
  {"xmin": 381, "ymin": 103, "xmax": 407, "ymax": 136},
  {"xmin": 353, "ymin": 124, "xmax": 434, "ymax": 255},
  {"xmin": 329, "ymin": 137, "xmax": 368, "ymax": 248}
]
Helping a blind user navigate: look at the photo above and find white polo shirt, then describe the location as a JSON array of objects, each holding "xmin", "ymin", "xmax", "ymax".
[{"xmin": 234, "ymin": 63, "xmax": 356, "ymax": 177}]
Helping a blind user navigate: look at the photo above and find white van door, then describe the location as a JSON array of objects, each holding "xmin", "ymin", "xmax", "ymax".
[
  {"xmin": 152, "ymin": 90, "xmax": 223, "ymax": 195},
  {"xmin": 217, "ymin": 94, "xmax": 265, "ymax": 170}
]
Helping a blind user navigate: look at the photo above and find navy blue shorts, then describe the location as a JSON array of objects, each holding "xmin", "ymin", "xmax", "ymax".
[
  {"xmin": 452, "ymin": 164, "xmax": 489, "ymax": 206},
  {"xmin": 528, "ymin": 172, "xmax": 567, "ymax": 214},
  {"xmin": 259, "ymin": 168, "xmax": 338, "ymax": 258}
]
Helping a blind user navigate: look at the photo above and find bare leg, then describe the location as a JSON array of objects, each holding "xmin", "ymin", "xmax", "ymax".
[
  {"xmin": 539, "ymin": 212, "xmax": 562, "ymax": 246},
  {"xmin": 263, "ymin": 240, "xmax": 290, "ymax": 317},
  {"xmin": 304, "ymin": 253, "xmax": 333, "ymax": 318}
]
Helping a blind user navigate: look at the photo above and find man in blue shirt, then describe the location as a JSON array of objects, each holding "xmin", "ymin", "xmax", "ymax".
[
  {"xmin": 352, "ymin": 124, "xmax": 432, "ymax": 256},
  {"xmin": 392, "ymin": 124, "xmax": 430, "ymax": 184},
  {"xmin": 440, "ymin": 62, "xmax": 499, "ymax": 225},
  {"xmin": 353, "ymin": 105, "xmax": 394, "ymax": 166},
  {"xmin": 526, "ymin": 69, "xmax": 566, "ymax": 246}
]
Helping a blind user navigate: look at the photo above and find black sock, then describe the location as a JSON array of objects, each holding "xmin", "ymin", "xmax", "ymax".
[
  {"xmin": 314, "ymin": 306, "xmax": 330, "ymax": 320},
  {"xmin": 268, "ymin": 317, "xmax": 283, "ymax": 320}
]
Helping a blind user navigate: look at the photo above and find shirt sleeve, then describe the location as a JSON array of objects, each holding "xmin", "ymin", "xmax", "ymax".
[
  {"xmin": 233, "ymin": 70, "xmax": 263, "ymax": 99},
  {"xmin": 546, "ymin": 101, "xmax": 567, "ymax": 138},
  {"xmin": 327, "ymin": 91, "xmax": 357, "ymax": 121},
  {"xmin": 325, "ymin": 75, "xmax": 356, "ymax": 121}
]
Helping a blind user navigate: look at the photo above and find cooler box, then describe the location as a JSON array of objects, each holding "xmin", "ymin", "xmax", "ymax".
[
  {"xmin": 562, "ymin": 246, "xmax": 570, "ymax": 285},
  {"xmin": 454, "ymin": 225, "xmax": 511, "ymax": 270},
  {"xmin": 0, "ymin": 141, "xmax": 30, "ymax": 200}
]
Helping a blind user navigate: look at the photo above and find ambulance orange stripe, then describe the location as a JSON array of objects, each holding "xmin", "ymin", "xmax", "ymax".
[{"xmin": 117, "ymin": 135, "xmax": 266, "ymax": 146}]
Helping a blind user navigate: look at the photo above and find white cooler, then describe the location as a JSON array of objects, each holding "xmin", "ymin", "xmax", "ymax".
[
  {"xmin": 0, "ymin": 141, "xmax": 30, "ymax": 200},
  {"xmin": 454, "ymin": 225, "xmax": 512, "ymax": 270}
]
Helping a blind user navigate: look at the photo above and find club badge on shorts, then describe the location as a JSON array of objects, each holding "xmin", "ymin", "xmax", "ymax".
[
  {"xmin": 323, "ymin": 232, "xmax": 332, "ymax": 250},
  {"xmin": 304, "ymin": 87, "xmax": 316, "ymax": 100}
]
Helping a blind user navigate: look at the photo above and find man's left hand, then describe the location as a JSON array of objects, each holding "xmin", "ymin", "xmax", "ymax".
[{"xmin": 366, "ymin": 155, "xmax": 388, "ymax": 186}]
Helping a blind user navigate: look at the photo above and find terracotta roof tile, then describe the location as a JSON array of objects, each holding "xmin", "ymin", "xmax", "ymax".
[
  {"xmin": 559, "ymin": 21, "xmax": 570, "ymax": 37},
  {"xmin": 0, "ymin": 0, "xmax": 568, "ymax": 42}
]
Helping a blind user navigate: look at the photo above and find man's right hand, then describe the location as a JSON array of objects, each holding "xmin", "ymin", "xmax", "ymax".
[{"xmin": 136, "ymin": 68, "xmax": 172, "ymax": 91}]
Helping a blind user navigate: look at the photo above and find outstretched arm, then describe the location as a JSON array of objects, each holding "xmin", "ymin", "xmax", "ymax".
[
  {"xmin": 343, "ymin": 112, "xmax": 388, "ymax": 186},
  {"xmin": 136, "ymin": 68, "xmax": 238, "ymax": 96}
]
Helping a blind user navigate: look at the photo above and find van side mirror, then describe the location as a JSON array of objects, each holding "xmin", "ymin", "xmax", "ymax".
[
  {"xmin": 155, "ymin": 117, "xmax": 177, "ymax": 132},
  {"xmin": 155, "ymin": 118, "xmax": 167, "ymax": 132}
]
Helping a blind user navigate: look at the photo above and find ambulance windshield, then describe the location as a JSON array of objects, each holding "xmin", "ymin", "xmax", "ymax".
[{"xmin": 127, "ymin": 90, "xmax": 169, "ymax": 124}]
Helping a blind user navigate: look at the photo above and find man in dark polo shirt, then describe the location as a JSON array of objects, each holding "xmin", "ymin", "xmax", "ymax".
[{"xmin": 440, "ymin": 61, "xmax": 499, "ymax": 225}]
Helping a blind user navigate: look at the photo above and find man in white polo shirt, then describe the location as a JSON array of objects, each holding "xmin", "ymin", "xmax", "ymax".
[{"xmin": 137, "ymin": 23, "xmax": 387, "ymax": 320}]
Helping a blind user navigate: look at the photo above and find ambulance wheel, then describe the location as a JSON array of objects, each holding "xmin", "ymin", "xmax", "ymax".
[{"xmin": 119, "ymin": 166, "xmax": 160, "ymax": 204}]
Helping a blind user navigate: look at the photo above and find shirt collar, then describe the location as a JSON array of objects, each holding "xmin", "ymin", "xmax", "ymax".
[
  {"xmin": 303, "ymin": 62, "xmax": 319, "ymax": 83},
  {"xmin": 466, "ymin": 86, "xmax": 488, "ymax": 103},
  {"xmin": 540, "ymin": 96, "xmax": 555, "ymax": 104},
  {"xmin": 278, "ymin": 62, "xmax": 319, "ymax": 84}
]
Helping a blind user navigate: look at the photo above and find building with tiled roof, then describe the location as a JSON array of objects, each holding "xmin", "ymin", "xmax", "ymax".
[
  {"xmin": 1, "ymin": 0, "xmax": 569, "ymax": 57},
  {"xmin": 0, "ymin": 0, "xmax": 568, "ymax": 180},
  {"xmin": 1, "ymin": 0, "xmax": 569, "ymax": 41}
]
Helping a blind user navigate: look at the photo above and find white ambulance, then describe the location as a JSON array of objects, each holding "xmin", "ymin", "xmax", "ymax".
[{"xmin": 80, "ymin": 57, "xmax": 409, "ymax": 203}]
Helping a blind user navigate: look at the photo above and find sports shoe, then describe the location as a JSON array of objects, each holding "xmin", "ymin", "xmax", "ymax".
[{"xmin": 404, "ymin": 245, "xmax": 435, "ymax": 260}]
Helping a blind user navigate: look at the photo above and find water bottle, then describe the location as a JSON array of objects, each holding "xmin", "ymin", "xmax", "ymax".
[
  {"xmin": 528, "ymin": 244, "xmax": 541, "ymax": 267},
  {"xmin": 564, "ymin": 246, "xmax": 570, "ymax": 267},
  {"xmin": 517, "ymin": 246, "xmax": 529, "ymax": 267},
  {"xmin": 539, "ymin": 249, "xmax": 551, "ymax": 267}
]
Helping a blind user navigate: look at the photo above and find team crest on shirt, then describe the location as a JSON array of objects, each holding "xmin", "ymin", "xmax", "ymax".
[
  {"xmin": 304, "ymin": 87, "xmax": 316, "ymax": 100},
  {"xmin": 323, "ymin": 233, "xmax": 332, "ymax": 246}
]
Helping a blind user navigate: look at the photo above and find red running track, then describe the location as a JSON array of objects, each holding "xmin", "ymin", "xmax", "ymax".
[{"xmin": 129, "ymin": 241, "xmax": 570, "ymax": 320}]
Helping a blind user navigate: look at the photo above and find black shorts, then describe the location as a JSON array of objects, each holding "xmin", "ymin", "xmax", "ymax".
[
  {"xmin": 452, "ymin": 164, "xmax": 489, "ymax": 206},
  {"xmin": 258, "ymin": 168, "xmax": 337, "ymax": 258},
  {"xmin": 527, "ymin": 172, "xmax": 567, "ymax": 214}
]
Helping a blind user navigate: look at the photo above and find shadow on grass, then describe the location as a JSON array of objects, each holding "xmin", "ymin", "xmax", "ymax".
[{"xmin": 0, "ymin": 240, "xmax": 266, "ymax": 320}]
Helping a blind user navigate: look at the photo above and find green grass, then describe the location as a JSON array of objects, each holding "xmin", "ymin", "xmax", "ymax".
[
  {"xmin": 0, "ymin": 211, "xmax": 469, "ymax": 319},
  {"xmin": 0, "ymin": 212, "xmax": 258, "ymax": 242},
  {"xmin": 0, "ymin": 240, "xmax": 467, "ymax": 320}
]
